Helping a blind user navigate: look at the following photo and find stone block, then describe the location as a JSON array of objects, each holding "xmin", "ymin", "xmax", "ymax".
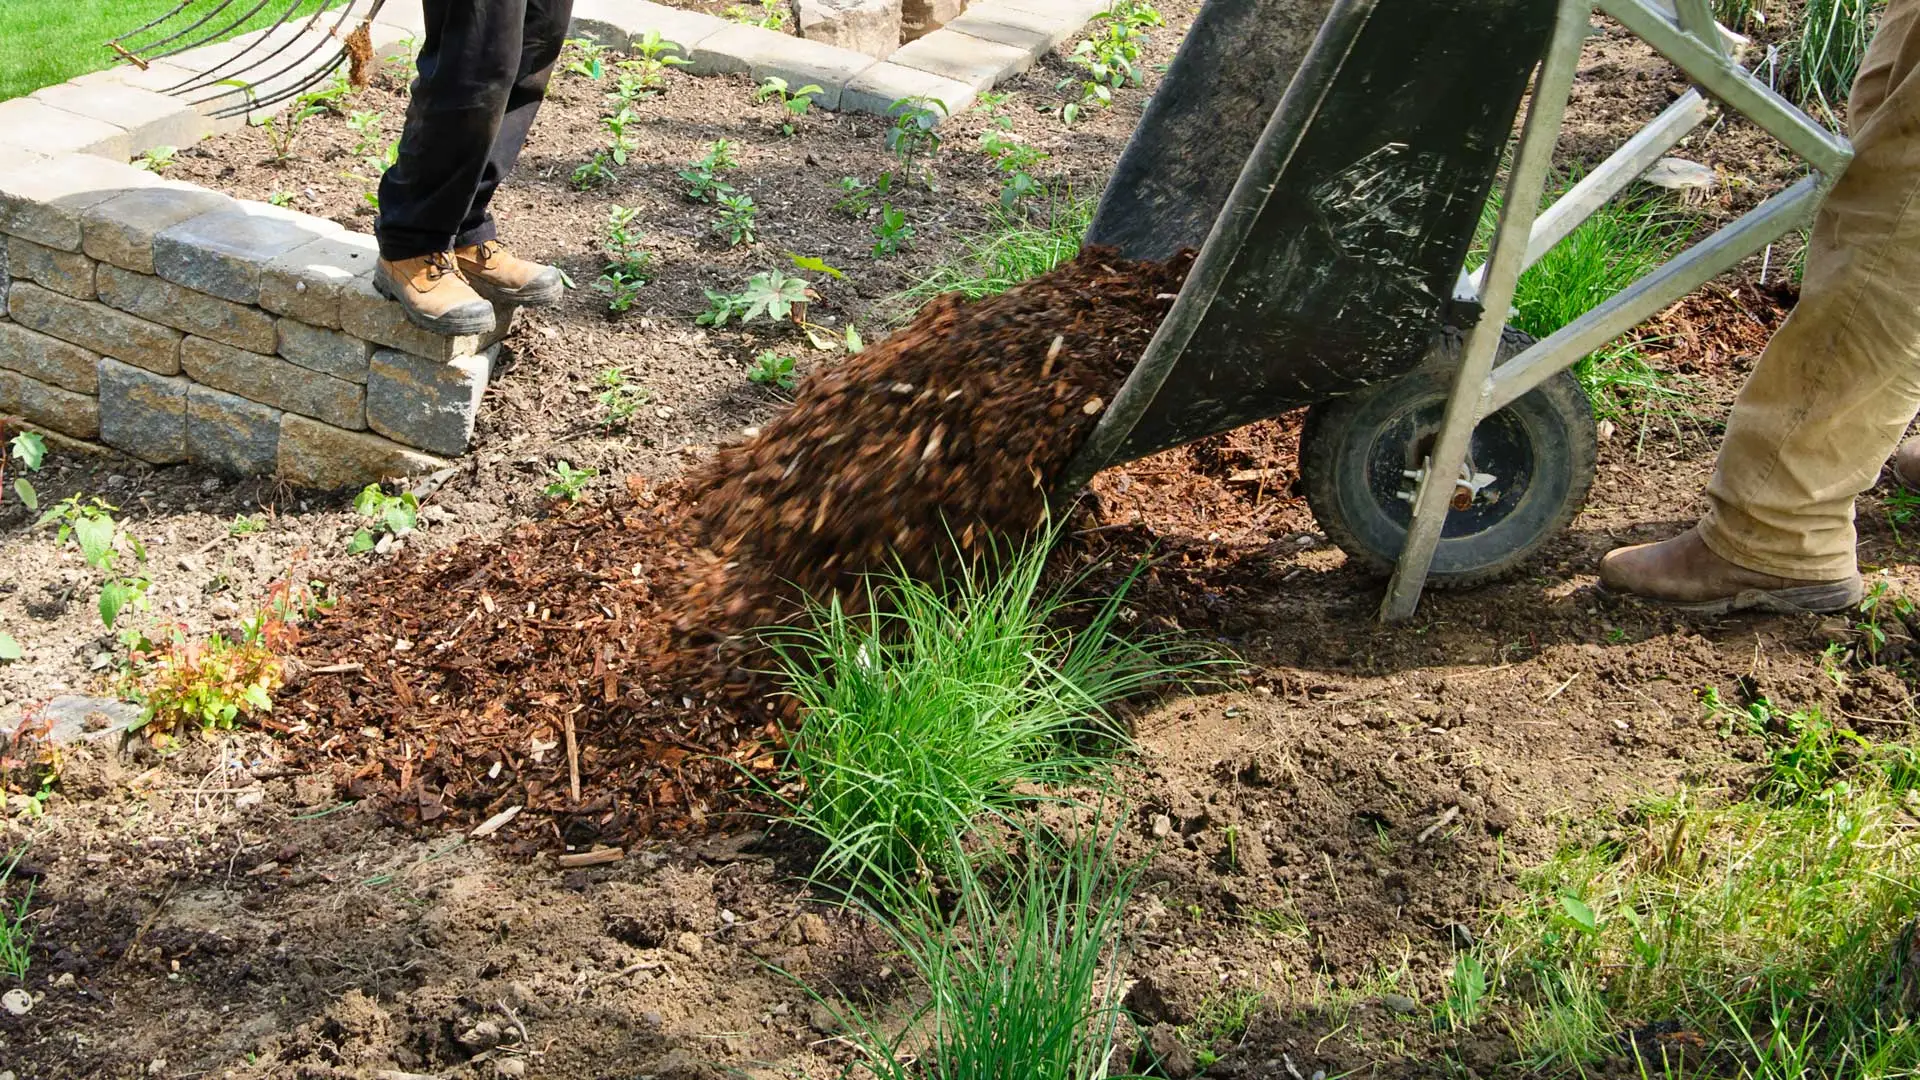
[
  {"xmin": 97, "ymin": 264, "xmax": 279, "ymax": 353},
  {"xmin": 29, "ymin": 82, "xmax": 213, "ymax": 158},
  {"xmin": 83, "ymin": 185, "xmax": 236, "ymax": 275},
  {"xmin": 155, "ymin": 25, "xmax": 345, "ymax": 124},
  {"xmin": 82, "ymin": 61, "xmax": 252, "ymax": 129},
  {"xmin": 182, "ymin": 336, "xmax": 365, "ymax": 430},
  {"xmin": 0, "ymin": 153, "xmax": 165, "ymax": 252},
  {"xmin": 0, "ymin": 320, "xmax": 101, "ymax": 394},
  {"xmin": 371, "ymin": 0, "xmax": 428, "ymax": 38},
  {"xmin": 947, "ymin": 2, "xmax": 1088, "ymax": 53},
  {"xmin": 6, "ymin": 283, "xmax": 182, "ymax": 375},
  {"xmin": 258, "ymin": 231, "xmax": 380, "ymax": 329},
  {"xmin": 799, "ymin": 0, "xmax": 903, "ymax": 58},
  {"xmin": 992, "ymin": 0, "xmax": 1108, "ymax": 22},
  {"xmin": 278, "ymin": 319, "xmax": 374, "ymax": 382},
  {"xmin": 888, "ymin": 28, "xmax": 1033, "ymax": 89},
  {"xmin": 688, "ymin": 25, "xmax": 877, "ymax": 108},
  {"xmin": 7, "ymin": 237, "xmax": 96, "ymax": 301},
  {"xmin": 902, "ymin": 0, "xmax": 968, "ymax": 40},
  {"xmin": 1, "ymin": 238, "xmax": 9, "ymax": 319},
  {"xmin": 366, "ymin": 346, "xmax": 495, "ymax": 456},
  {"xmin": 154, "ymin": 202, "xmax": 344, "ymax": 305},
  {"xmin": 0, "ymin": 98, "xmax": 130, "ymax": 161},
  {"xmin": 98, "ymin": 358, "xmax": 189, "ymax": 464},
  {"xmin": 279, "ymin": 413, "xmax": 448, "ymax": 490},
  {"xmin": 0, "ymin": 369, "xmax": 100, "ymax": 439},
  {"xmin": 570, "ymin": 0, "xmax": 727, "ymax": 53},
  {"xmin": 187, "ymin": 384, "xmax": 281, "ymax": 476},
  {"xmin": 339, "ymin": 274, "xmax": 510, "ymax": 362},
  {"xmin": 840, "ymin": 61, "xmax": 977, "ymax": 118}
]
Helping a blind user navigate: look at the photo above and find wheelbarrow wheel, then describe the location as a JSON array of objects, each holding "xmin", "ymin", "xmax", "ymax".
[{"xmin": 1299, "ymin": 326, "xmax": 1597, "ymax": 588}]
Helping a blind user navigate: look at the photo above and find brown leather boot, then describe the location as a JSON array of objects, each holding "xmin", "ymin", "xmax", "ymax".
[
  {"xmin": 373, "ymin": 252, "xmax": 497, "ymax": 336},
  {"xmin": 454, "ymin": 240, "xmax": 564, "ymax": 306},
  {"xmin": 1598, "ymin": 526, "xmax": 1863, "ymax": 614},
  {"xmin": 1893, "ymin": 436, "xmax": 1920, "ymax": 489}
]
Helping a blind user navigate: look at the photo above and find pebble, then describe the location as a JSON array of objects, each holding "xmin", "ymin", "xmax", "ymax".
[
  {"xmin": 1380, "ymin": 992, "xmax": 1418, "ymax": 1016},
  {"xmin": 458, "ymin": 1019, "xmax": 504, "ymax": 1051},
  {"xmin": 1150, "ymin": 814, "xmax": 1173, "ymax": 839},
  {"xmin": 795, "ymin": 913, "xmax": 830, "ymax": 944},
  {"xmin": 495, "ymin": 1059, "xmax": 526, "ymax": 1078},
  {"xmin": 719, "ymin": 908, "xmax": 737, "ymax": 926},
  {"xmin": 2, "ymin": 988, "xmax": 31, "ymax": 1015},
  {"xmin": 234, "ymin": 789, "xmax": 265, "ymax": 810},
  {"xmin": 675, "ymin": 931, "xmax": 704, "ymax": 957}
]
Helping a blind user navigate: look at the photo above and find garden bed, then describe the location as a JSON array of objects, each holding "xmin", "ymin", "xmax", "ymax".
[{"xmin": 6, "ymin": 1, "xmax": 1919, "ymax": 1078}]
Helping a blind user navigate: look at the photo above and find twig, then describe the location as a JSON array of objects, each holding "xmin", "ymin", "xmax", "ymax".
[
  {"xmin": 1541, "ymin": 673, "xmax": 1579, "ymax": 703},
  {"xmin": 122, "ymin": 881, "xmax": 178, "ymax": 962},
  {"xmin": 563, "ymin": 710, "xmax": 582, "ymax": 804},
  {"xmin": 310, "ymin": 663, "xmax": 364, "ymax": 675},
  {"xmin": 1417, "ymin": 805, "xmax": 1461, "ymax": 844},
  {"xmin": 470, "ymin": 805, "xmax": 523, "ymax": 839},
  {"xmin": 556, "ymin": 847, "xmax": 622, "ymax": 868}
]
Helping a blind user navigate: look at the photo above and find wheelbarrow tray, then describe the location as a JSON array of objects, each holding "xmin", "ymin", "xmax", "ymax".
[{"xmin": 1081, "ymin": 0, "xmax": 1558, "ymax": 467}]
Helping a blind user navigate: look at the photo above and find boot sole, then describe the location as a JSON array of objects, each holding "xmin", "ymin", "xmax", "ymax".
[
  {"xmin": 464, "ymin": 269, "xmax": 565, "ymax": 308},
  {"xmin": 372, "ymin": 272, "xmax": 499, "ymax": 336},
  {"xmin": 1600, "ymin": 576, "xmax": 1865, "ymax": 616}
]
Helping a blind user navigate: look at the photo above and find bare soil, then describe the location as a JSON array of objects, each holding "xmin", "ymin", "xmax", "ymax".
[{"xmin": 7, "ymin": 4, "xmax": 1916, "ymax": 1079}]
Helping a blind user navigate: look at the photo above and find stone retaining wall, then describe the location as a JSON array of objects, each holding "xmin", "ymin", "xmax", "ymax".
[{"xmin": 0, "ymin": 0, "xmax": 1109, "ymax": 489}]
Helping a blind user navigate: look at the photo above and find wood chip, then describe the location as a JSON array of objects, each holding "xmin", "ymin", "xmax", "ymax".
[
  {"xmin": 556, "ymin": 847, "xmax": 624, "ymax": 868},
  {"xmin": 469, "ymin": 805, "xmax": 523, "ymax": 838}
]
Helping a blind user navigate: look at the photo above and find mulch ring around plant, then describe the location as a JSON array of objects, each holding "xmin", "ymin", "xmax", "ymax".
[{"xmin": 278, "ymin": 248, "xmax": 1196, "ymax": 852}]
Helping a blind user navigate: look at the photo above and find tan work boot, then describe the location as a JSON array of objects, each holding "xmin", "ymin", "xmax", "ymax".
[
  {"xmin": 373, "ymin": 252, "xmax": 497, "ymax": 336},
  {"xmin": 454, "ymin": 240, "xmax": 564, "ymax": 306},
  {"xmin": 1598, "ymin": 526, "xmax": 1863, "ymax": 614},
  {"xmin": 1893, "ymin": 436, "xmax": 1920, "ymax": 489}
]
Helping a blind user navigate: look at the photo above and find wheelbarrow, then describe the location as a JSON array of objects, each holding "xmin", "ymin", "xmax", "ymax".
[{"xmin": 1059, "ymin": 0, "xmax": 1854, "ymax": 622}]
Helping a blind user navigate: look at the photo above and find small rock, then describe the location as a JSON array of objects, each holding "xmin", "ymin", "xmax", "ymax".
[
  {"xmin": 495, "ymin": 1059, "xmax": 526, "ymax": 1078},
  {"xmin": 2, "ymin": 988, "xmax": 32, "ymax": 1015},
  {"xmin": 796, "ymin": 913, "xmax": 830, "ymax": 944},
  {"xmin": 807, "ymin": 1001, "xmax": 844, "ymax": 1034},
  {"xmin": 1381, "ymin": 992, "xmax": 1419, "ymax": 1016},
  {"xmin": 719, "ymin": 908, "xmax": 737, "ymax": 926},
  {"xmin": 53, "ymin": 972, "xmax": 76, "ymax": 989},
  {"xmin": 233, "ymin": 788, "xmax": 265, "ymax": 810},
  {"xmin": 1150, "ymin": 814, "xmax": 1173, "ymax": 839},
  {"xmin": 1145, "ymin": 1022, "xmax": 1197, "ymax": 1078},
  {"xmin": 458, "ymin": 1019, "xmax": 504, "ymax": 1051},
  {"xmin": 1642, "ymin": 156, "xmax": 1716, "ymax": 191},
  {"xmin": 675, "ymin": 930, "xmax": 704, "ymax": 957}
]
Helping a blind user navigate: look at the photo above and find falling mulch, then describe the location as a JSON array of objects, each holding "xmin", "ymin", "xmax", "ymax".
[
  {"xmin": 1644, "ymin": 276, "xmax": 1798, "ymax": 375},
  {"xmin": 280, "ymin": 248, "xmax": 1193, "ymax": 849}
]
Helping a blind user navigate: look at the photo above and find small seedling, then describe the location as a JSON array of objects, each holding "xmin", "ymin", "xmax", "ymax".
[
  {"xmin": 871, "ymin": 204, "xmax": 912, "ymax": 257},
  {"xmin": 596, "ymin": 368, "xmax": 650, "ymax": 430},
  {"xmin": 679, "ymin": 140, "xmax": 740, "ymax": 202},
  {"xmin": 601, "ymin": 105, "xmax": 641, "ymax": 165},
  {"xmin": 597, "ymin": 205, "xmax": 654, "ymax": 312},
  {"xmin": 835, "ymin": 175, "xmax": 875, "ymax": 216},
  {"xmin": 562, "ymin": 36, "xmax": 610, "ymax": 80},
  {"xmin": 595, "ymin": 267, "xmax": 649, "ymax": 312},
  {"xmin": 980, "ymin": 128, "xmax": 1048, "ymax": 206},
  {"xmin": 0, "ymin": 849, "xmax": 31, "ymax": 982},
  {"xmin": 257, "ymin": 101, "xmax": 329, "ymax": 163},
  {"xmin": 135, "ymin": 145, "xmax": 178, "ymax": 173},
  {"xmin": 748, "ymin": 350, "xmax": 798, "ymax": 390},
  {"xmin": 755, "ymin": 77, "xmax": 825, "ymax": 135},
  {"xmin": 1060, "ymin": 0, "xmax": 1163, "ymax": 124},
  {"xmin": 697, "ymin": 288, "xmax": 752, "ymax": 327},
  {"xmin": 127, "ymin": 627, "xmax": 283, "ymax": 734},
  {"xmin": 886, "ymin": 96, "xmax": 948, "ymax": 186},
  {"xmin": 347, "ymin": 482, "xmax": 418, "ymax": 555},
  {"xmin": 545, "ymin": 461, "xmax": 598, "ymax": 501},
  {"xmin": 741, "ymin": 268, "xmax": 810, "ymax": 322},
  {"xmin": 1438, "ymin": 953, "xmax": 1489, "ymax": 1031},
  {"xmin": 267, "ymin": 190, "xmax": 294, "ymax": 207},
  {"xmin": 38, "ymin": 494, "xmax": 149, "ymax": 629},
  {"xmin": 6, "ymin": 430, "xmax": 45, "ymax": 511},
  {"xmin": 345, "ymin": 109, "xmax": 383, "ymax": 156},
  {"xmin": 228, "ymin": 514, "xmax": 268, "ymax": 537},
  {"xmin": 572, "ymin": 151, "xmax": 618, "ymax": 190},
  {"xmin": 713, "ymin": 193, "xmax": 760, "ymax": 246},
  {"xmin": 725, "ymin": 0, "xmax": 788, "ymax": 30}
]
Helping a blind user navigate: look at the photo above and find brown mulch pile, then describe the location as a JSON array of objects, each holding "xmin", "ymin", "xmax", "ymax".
[
  {"xmin": 1644, "ymin": 277, "xmax": 1797, "ymax": 375},
  {"xmin": 279, "ymin": 249, "xmax": 1192, "ymax": 849}
]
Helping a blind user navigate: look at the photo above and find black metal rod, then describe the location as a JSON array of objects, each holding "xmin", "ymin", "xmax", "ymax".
[
  {"xmin": 1054, "ymin": 0, "xmax": 1380, "ymax": 496},
  {"xmin": 186, "ymin": 0, "xmax": 355, "ymax": 109}
]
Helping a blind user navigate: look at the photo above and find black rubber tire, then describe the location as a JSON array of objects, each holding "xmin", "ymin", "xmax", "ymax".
[{"xmin": 1300, "ymin": 327, "xmax": 1598, "ymax": 588}]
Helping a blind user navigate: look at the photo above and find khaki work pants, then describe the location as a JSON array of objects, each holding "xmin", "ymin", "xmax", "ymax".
[{"xmin": 1700, "ymin": 0, "xmax": 1920, "ymax": 579}]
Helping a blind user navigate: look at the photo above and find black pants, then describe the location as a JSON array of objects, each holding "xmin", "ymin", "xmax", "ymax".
[{"xmin": 375, "ymin": 0, "xmax": 574, "ymax": 261}]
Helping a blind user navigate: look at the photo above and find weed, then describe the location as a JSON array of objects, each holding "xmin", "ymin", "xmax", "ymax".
[
  {"xmin": 134, "ymin": 145, "xmax": 178, "ymax": 173},
  {"xmin": 125, "ymin": 627, "xmax": 284, "ymax": 734},
  {"xmin": 1182, "ymin": 988, "xmax": 1265, "ymax": 1068},
  {"xmin": 748, "ymin": 350, "xmax": 797, "ymax": 390},
  {"xmin": 679, "ymin": 140, "xmax": 740, "ymax": 202},
  {"xmin": 345, "ymin": 109, "xmax": 383, "ymax": 156},
  {"xmin": 1716, "ymin": 0, "xmax": 1762, "ymax": 31},
  {"xmin": 227, "ymin": 514, "xmax": 267, "ymax": 537},
  {"xmin": 804, "ymin": 824, "xmax": 1143, "ymax": 1079},
  {"xmin": 870, "ymin": 203, "xmax": 912, "ymax": 258},
  {"xmin": 1243, "ymin": 902, "xmax": 1308, "ymax": 939},
  {"xmin": 6, "ymin": 429, "xmax": 45, "ymax": 511},
  {"xmin": 257, "ymin": 101, "xmax": 329, "ymax": 163},
  {"xmin": 0, "ymin": 849, "xmax": 30, "ymax": 982},
  {"xmin": 725, "ymin": 0, "xmax": 788, "ymax": 30},
  {"xmin": 834, "ymin": 171, "xmax": 891, "ymax": 216},
  {"xmin": 902, "ymin": 191, "xmax": 1092, "ymax": 305},
  {"xmin": 980, "ymin": 126, "xmax": 1048, "ymax": 206},
  {"xmin": 596, "ymin": 368, "xmax": 650, "ymax": 430},
  {"xmin": 1886, "ymin": 488, "xmax": 1920, "ymax": 544},
  {"xmin": 768, "ymin": 531, "xmax": 1207, "ymax": 883},
  {"xmin": 885, "ymin": 96, "xmax": 948, "ymax": 186},
  {"xmin": 755, "ymin": 76, "xmax": 824, "ymax": 135},
  {"xmin": 544, "ymin": 460, "xmax": 598, "ymax": 501},
  {"xmin": 347, "ymin": 483, "xmax": 418, "ymax": 555},
  {"xmin": 561, "ymin": 35, "xmax": 610, "ymax": 80},
  {"xmin": 713, "ymin": 192, "xmax": 760, "ymax": 246},
  {"xmin": 1437, "ymin": 953, "xmax": 1489, "ymax": 1031},
  {"xmin": 38, "ymin": 494, "xmax": 149, "ymax": 629},
  {"xmin": 571, "ymin": 151, "xmax": 618, "ymax": 190},
  {"xmin": 697, "ymin": 287, "xmax": 752, "ymax": 327},
  {"xmin": 267, "ymin": 190, "xmax": 294, "ymax": 208},
  {"xmin": 1060, "ymin": 0, "xmax": 1163, "ymax": 124},
  {"xmin": 1789, "ymin": 0, "xmax": 1877, "ymax": 117}
]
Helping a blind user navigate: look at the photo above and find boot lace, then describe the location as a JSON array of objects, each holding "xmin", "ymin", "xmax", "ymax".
[{"xmin": 423, "ymin": 250, "xmax": 459, "ymax": 282}]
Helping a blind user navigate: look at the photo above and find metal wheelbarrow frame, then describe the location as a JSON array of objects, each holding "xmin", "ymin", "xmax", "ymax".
[{"xmin": 1063, "ymin": 0, "xmax": 1853, "ymax": 623}]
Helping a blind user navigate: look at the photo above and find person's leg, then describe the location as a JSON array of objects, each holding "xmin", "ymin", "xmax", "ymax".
[
  {"xmin": 450, "ymin": 0, "xmax": 573, "ymax": 305},
  {"xmin": 1600, "ymin": 0, "xmax": 1920, "ymax": 611}
]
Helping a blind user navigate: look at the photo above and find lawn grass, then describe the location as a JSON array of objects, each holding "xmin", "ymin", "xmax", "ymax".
[
  {"xmin": 1471, "ymin": 701, "xmax": 1920, "ymax": 1078},
  {"xmin": 899, "ymin": 189, "xmax": 1094, "ymax": 308},
  {"xmin": 0, "ymin": 0, "xmax": 347, "ymax": 103}
]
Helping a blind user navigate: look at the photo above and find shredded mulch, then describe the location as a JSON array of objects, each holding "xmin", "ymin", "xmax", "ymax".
[
  {"xmin": 279, "ymin": 249, "xmax": 1193, "ymax": 849},
  {"xmin": 1643, "ymin": 277, "xmax": 1797, "ymax": 374}
]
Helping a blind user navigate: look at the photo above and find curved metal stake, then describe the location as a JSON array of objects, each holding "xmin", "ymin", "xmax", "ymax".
[{"xmin": 1378, "ymin": 0, "xmax": 1590, "ymax": 623}]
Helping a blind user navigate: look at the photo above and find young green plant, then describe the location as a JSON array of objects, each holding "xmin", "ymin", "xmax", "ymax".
[
  {"xmin": 679, "ymin": 140, "xmax": 740, "ymax": 202},
  {"xmin": 871, "ymin": 204, "xmax": 912, "ymax": 258},
  {"xmin": 39, "ymin": 494, "xmax": 149, "ymax": 630},
  {"xmin": 748, "ymin": 350, "xmax": 797, "ymax": 390},
  {"xmin": 755, "ymin": 76, "xmax": 824, "ymax": 135},
  {"xmin": 347, "ymin": 482, "xmax": 418, "ymax": 555},
  {"xmin": 596, "ymin": 367, "xmax": 650, "ymax": 430},
  {"xmin": 545, "ymin": 460, "xmax": 598, "ymax": 501},
  {"xmin": 713, "ymin": 192, "xmax": 760, "ymax": 246}
]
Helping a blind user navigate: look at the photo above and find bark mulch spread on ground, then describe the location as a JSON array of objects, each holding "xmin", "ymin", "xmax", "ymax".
[{"xmin": 279, "ymin": 249, "xmax": 1192, "ymax": 850}]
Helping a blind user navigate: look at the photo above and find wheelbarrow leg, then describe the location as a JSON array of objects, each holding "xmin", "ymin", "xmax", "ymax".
[{"xmin": 1378, "ymin": 0, "xmax": 1592, "ymax": 623}]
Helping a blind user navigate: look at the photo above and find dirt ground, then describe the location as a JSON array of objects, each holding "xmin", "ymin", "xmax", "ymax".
[{"xmin": 4, "ymin": 3, "xmax": 1912, "ymax": 1078}]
